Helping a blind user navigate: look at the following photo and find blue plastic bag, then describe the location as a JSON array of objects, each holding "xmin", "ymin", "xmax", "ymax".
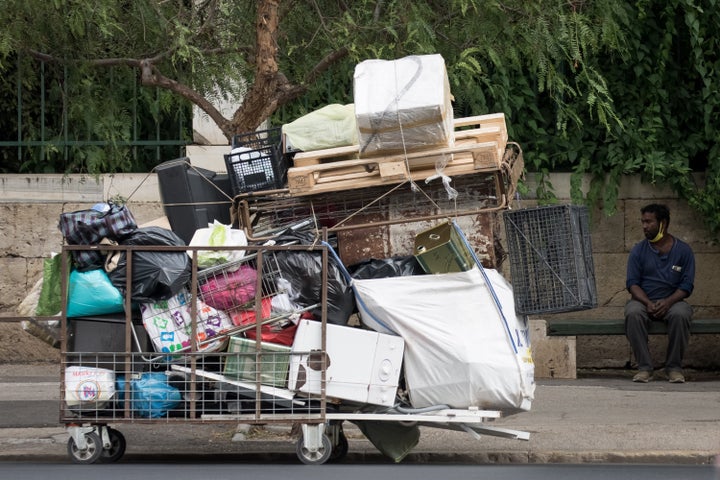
[
  {"xmin": 66, "ymin": 268, "xmax": 125, "ymax": 317},
  {"xmin": 116, "ymin": 372, "xmax": 181, "ymax": 418}
]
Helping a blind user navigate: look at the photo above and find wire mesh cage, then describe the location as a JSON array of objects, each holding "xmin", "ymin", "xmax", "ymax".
[
  {"xmin": 61, "ymin": 350, "xmax": 324, "ymax": 423},
  {"xmin": 60, "ymin": 245, "xmax": 329, "ymax": 424},
  {"xmin": 503, "ymin": 205, "xmax": 597, "ymax": 315},
  {"xmin": 233, "ymin": 171, "xmax": 505, "ymax": 238},
  {"xmin": 196, "ymin": 250, "xmax": 285, "ymax": 320}
]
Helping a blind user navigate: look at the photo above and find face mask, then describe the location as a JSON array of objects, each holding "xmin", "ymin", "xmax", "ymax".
[{"xmin": 650, "ymin": 221, "xmax": 664, "ymax": 243}]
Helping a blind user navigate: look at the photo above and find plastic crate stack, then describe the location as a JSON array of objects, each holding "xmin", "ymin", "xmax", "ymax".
[{"xmin": 224, "ymin": 127, "xmax": 290, "ymax": 195}]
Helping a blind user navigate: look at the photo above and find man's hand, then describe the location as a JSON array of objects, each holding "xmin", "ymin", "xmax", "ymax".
[{"xmin": 648, "ymin": 298, "xmax": 670, "ymax": 319}]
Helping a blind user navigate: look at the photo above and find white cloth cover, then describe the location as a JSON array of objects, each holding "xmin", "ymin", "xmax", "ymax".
[
  {"xmin": 353, "ymin": 267, "xmax": 534, "ymax": 413},
  {"xmin": 353, "ymin": 54, "xmax": 454, "ymax": 155}
]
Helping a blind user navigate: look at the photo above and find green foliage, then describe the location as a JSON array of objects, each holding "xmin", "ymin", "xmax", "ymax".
[{"xmin": 0, "ymin": 0, "xmax": 719, "ymax": 237}]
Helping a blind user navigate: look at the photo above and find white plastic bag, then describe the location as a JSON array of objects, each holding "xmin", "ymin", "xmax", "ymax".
[
  {"xmin": 189, "ymin": 221, "xmax": 248, "ymax": 269},
  {"xmin": 140, "ymin": 289, "xmax": 233, "ymax": 354},
  {"xmin": 65, "ymin": 366, "xmax": 116, "ymax": 408}
]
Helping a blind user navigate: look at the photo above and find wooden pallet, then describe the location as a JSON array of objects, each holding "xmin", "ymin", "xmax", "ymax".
[
  {"xmin": 292, "ymin": 113, "xmax": 508, "ymax": 168},
  {"xmin": 287, "ymin": 113, "xmax": 509, "ymax": 196},
  {"xmin": 288, "ymin": 143, "xmax": 506, "ymax": 196}
]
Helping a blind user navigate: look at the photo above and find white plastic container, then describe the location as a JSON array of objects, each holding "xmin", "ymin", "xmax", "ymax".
[{"xmin": 288, "ymin": 320, "xmax": 404, "ymax": 406}]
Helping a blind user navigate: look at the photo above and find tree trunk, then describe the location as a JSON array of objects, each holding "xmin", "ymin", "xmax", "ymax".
[{"xmin": 228, "ymin": 0, "xmax": 282, "ymax": 137}]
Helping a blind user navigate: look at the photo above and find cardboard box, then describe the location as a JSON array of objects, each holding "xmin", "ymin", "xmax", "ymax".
[
  {"xmin": 288, "ymin": 320, "xmax": 404, "ymax": 406},
  {"xmin": 224, "ymin": 336, "xmax": 292, "ymax": 388},
  {"xmin": 353, "ymin": 54, "xmax": 454, "ymax": 156}
]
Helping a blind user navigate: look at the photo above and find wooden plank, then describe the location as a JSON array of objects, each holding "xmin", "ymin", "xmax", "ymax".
[
  {"xmin": 378, "ymin": 161, "xmax": 408, "ymax": 181},
  {"xmin": 293, "ymin": 144, "xmax": 359, "ymax": 166},
  {"xmin": 455, "ymin": 126, "xmax": 508, "ymax": 147},
  {"xmin": 288, "ymin": 153, "xmax": 498, "ymax": 196},
  {"xmin": 290, "ymin": 139, "xmax": 503, "ymax": 191},
  {"xmin": 454, "ymin": 112, "xmax": 506, "ymax": 129},
  {"xmin": 287, "ymin": 143, "xmax": 500, "ymax": 194},
  {"xmin": 546, "ymin": 319, "xmax": 720, "ymax": 336},
  {"xmin": 290, "ymin": 142, "xmax": 499, "ymax": 175}
]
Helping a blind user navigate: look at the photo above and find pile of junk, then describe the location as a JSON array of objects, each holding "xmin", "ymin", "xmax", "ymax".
[{"xmin": 14, "ymin": 53, "xmax": 600, "ymax": 465}]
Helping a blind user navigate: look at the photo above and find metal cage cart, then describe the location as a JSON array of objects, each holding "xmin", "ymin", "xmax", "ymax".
[
  {"xmin": 58, "ymin": 237, "xmax": 530, "ymax": 465},
  {"xmin": 60, "ymin": 242, "xmax": 334, "ymax": 464}
]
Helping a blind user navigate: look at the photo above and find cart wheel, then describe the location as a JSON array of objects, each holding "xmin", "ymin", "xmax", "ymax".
[
  {"xmin": 296, "ymin": 433, "xmax": 332, "ymax": 465},
  {"xmin": 329, "ymin": 431, "xmax": 349, "ymax": 462},
  {"xmin": 99, "ymin": 427, "xmax": 126, "ymax": 463},
  {"xmin": 67, "ymin": 431, "xmax": 103, "ymax": 464}
]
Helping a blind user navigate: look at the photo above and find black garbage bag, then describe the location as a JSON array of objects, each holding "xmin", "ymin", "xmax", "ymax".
[
  {"xmin": 108, "ymin": 226, "xmax": 191, "ymax": 303},
  {"xmin": 348, "ymin": 255, "xmax": 427, "ymax": 280},
  {"xmin": 353, "ymin": 420, "xmax": 420, "ymax": 463},
  {"xmin": 273, "ymin": 230, "xmax": 355, "ymax": 325}
]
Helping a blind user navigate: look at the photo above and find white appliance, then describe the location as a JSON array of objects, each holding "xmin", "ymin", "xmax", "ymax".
[{"xmin": 288, "ymin": 320, "xmax": 404, "ymax": 407}]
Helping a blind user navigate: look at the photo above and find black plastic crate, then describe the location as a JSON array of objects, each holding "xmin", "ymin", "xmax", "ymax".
[
  {"xmin": 503, "ymin": 205, "xmax": 597, "ymax": 315},
  {"xmin": 231, "ymin": 127, "xmax": 281, "ymax": 150},
  {"xmin": 155, "ymin": 157, "xmax": 233, "ymax": 244},
  {"xmin": 224, "ymin": 144, "xmax": 289, "ymax": 195},
  {"xmin": 226, "ymin": 128, "xmax": 289, "ymax": 195}
]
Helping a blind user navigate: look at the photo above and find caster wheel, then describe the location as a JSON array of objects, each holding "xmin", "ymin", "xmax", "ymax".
[
  {"xmin": 67, "ymin": 431, "xmax": 103, "ymax": 464},
  {"xmin": 296, "ymin": 433, "xmax": 332, "ymax": 465},
  {"xmin": 99, "ymin": 427, "xmax": 126, "ymax": 463}
]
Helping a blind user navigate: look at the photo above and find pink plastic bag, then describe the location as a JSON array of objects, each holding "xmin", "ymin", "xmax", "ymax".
[{"xmin": 199, "ymin": 264, "xmax": 257, "ymax": 311}]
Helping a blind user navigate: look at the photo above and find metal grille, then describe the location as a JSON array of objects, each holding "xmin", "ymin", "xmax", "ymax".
[
  {"xmin": 1, "ymin": 56, "xmax": 189, "ymax": 170},
  {"xmin": 61, "ymin": 245, "xmax": 328, "ymax": 424},
  {"xmin": 61, "ymin": 351, "xmax": 323, "ymax": 423},
  {"xmin": 503, "ymin": 205, "xmax": 597, "ymax": 315},
  {"xmin": 235, "ymin": 171, "xmax": 505, "ymax": 237}
]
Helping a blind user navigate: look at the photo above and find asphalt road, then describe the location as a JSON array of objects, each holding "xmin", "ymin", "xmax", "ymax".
[{"xmin": 0, "ymin": 462, "xmax": 717, "ymax": 480}]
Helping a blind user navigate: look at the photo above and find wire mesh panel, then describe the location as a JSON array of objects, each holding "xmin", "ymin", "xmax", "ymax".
[
  {"xmin": 60, "ymin": 350, "xmax": 323, "ymax": 423},
  {"xmin": 234, "ymin": 171, "xmax": 505, "ymax": 237},
  {"xmin": 503, "ymin": 205, "xmax": 597, "ymax": 315}
]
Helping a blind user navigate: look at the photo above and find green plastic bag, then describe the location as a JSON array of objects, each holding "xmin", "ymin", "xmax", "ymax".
[
  {"xmin": 36, "ymin": 254, "xmax": 69, "ymax": 316},
  {"xmin": 282, "ymin": 104, "xmax": 358, "ymax": 152}
]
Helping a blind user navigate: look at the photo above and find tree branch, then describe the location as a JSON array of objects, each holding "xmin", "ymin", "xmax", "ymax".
[{"xmin": 139, "ymin": 60, "xmax": 231, "ymax": 134}]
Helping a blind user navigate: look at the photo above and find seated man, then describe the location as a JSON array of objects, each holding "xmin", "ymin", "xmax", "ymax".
[{"xmin": 625, "ymin": 203, "xmax": 695, "ymax": 383}]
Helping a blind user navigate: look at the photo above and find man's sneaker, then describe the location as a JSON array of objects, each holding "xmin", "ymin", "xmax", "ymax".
[
  {"xmin": 668, "ymin": 371, "xmax": 685, "ymax": 383},
  {"xmin": 632, "ymin": 370, "xmax": 652, "ymax": 383}
]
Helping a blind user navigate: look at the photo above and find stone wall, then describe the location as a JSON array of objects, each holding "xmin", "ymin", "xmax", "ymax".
[{"xmin": 1, "ymin": 172, "xmax": 718, "ymax": 373}]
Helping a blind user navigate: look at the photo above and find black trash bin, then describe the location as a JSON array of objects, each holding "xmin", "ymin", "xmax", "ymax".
[{"xmin": 155, "ymin": 157, "xmax": 233, "ymax": 244}]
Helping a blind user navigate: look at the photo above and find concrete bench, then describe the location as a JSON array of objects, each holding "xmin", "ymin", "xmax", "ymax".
[
  {"xmin": 530, "ymin": 318, "xmax": 720, "ymax": 380},
  {"xmin": 547, "ymin": 318, "xmax": 720, "ymax": 336}
]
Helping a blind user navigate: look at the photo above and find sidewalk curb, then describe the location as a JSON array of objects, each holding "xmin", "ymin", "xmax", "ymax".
[{"xmin": 0, "ymin": 427, "xmax": 717, "ymax": 465}]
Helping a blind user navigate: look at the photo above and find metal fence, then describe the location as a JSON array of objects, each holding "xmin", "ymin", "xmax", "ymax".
[{"xmin": 0, "ymin": 56, "xmax": 191, "ymax": 173}]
